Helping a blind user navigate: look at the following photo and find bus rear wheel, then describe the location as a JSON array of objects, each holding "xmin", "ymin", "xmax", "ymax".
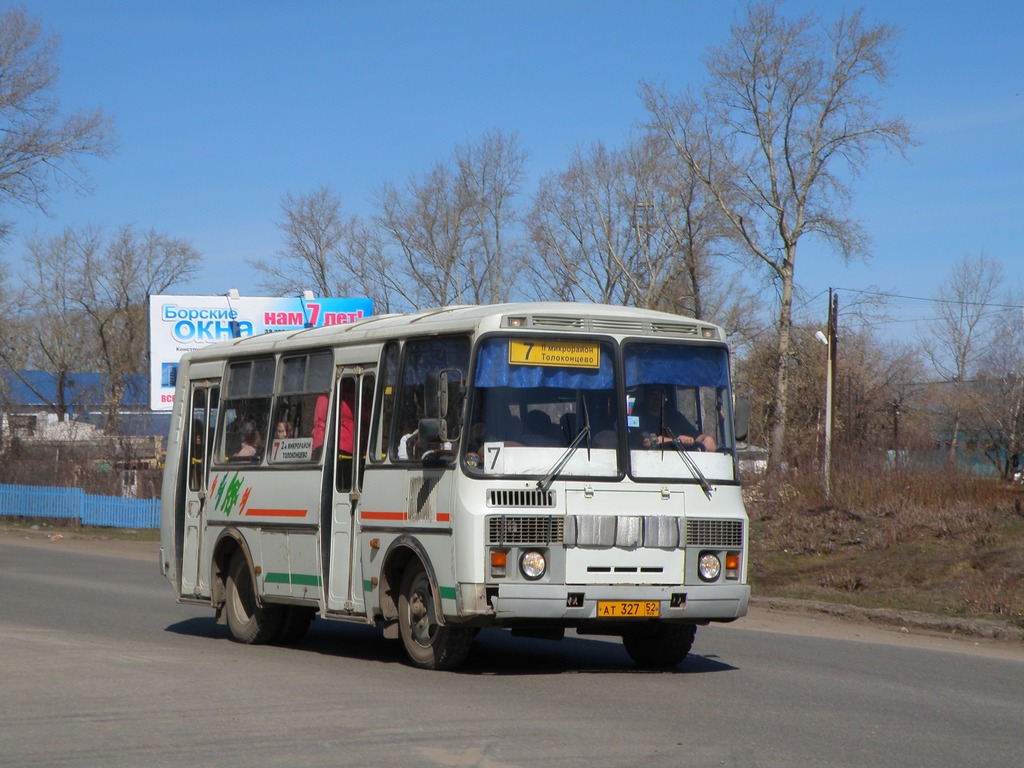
[
  {"xmin": 621, "ymin": 623, "xmax": 697, "ymax": 669},
  {"xmin": 225, "ymin": 550, "xmax": 283, "ymax": 645},
  {"xmin": 397, "ymin": 561, "xmax": 473, "ymax": 670}
]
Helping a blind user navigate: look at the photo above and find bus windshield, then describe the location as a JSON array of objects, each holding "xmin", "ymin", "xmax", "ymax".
[
  {"xmin": 464, "ymin": 336, "xmax": 736, "ymax": 482},
  {"xmin": 465, "ymin": 336, "xmax": 619, "ymax": 478},
  {"xmin": 623, "ymin": 341, "xmax": 734, "ymax": 481}
]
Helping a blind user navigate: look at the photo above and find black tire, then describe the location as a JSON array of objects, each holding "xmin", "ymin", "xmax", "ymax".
[
  {"xmin": 276, "ymin": 606, "xmax": 316, "ymax": 645},
  {"xmin": 224, "ymin": 550, "xmax": 284, "ymax": 645},
  {"xmin": 621, "ymin": 623, "xmax": 697, "ymax": 669},
  {"xmin": 397, "ymin": 561, "xmax": 473, "ymax": 670}
]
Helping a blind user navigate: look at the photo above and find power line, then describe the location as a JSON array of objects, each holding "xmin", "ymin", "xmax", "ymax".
[{"xmin": 833, "ymin": 286, "xmax": 1024, "ymax": 310}]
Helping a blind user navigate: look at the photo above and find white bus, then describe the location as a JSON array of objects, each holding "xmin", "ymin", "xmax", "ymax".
[{"xmin": 159, "ymin": 303, "xmax": 750, "ymax": 669}]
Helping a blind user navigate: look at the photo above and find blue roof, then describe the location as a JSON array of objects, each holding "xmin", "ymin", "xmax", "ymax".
[{"xmin": 1, "ymin": 370, "xmax": 150, "ymax": 409}]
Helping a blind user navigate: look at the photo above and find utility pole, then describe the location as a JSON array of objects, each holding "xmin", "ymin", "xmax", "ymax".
[
  {"xmin": 815, "ymin": 290, "xmax": 838, "ymax": 499},
  {"xmin": 828, "ymin": 291, "xmax": 838, "ymax": 497},
  {"xmin": 892, "ymin": 398, "xmax": 901, "ymax": 475}
]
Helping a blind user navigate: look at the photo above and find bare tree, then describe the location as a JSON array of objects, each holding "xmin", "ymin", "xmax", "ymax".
[
  {"xmin": 72, "ymin": 225, "xmax": 201, "ymax": 432},
  {"xmin": 375, "ymin": 130, "xmax": 528, "ymax": 310},
  {"xmin": 375, "ymin": 162, "xmax": 468, "ymax": 309},
  {"xmin": 921, "ymin": 253, "xmax": 1003, "ymax": 462},
  {"xmin": 250, "ymin": 186, "xmax": 392, "ymax": 309},
  {"xmin": 455, "ymin": 130, "xmax": 530, "ymax": 303},
  {"xmin": 0, "ymin": 6, "xmax": 116, "ymax": 237},
  {"xmin": 643, "ymin": 2, "xmax": 913, "ymax": 469},
  {"xmin": 976, "ymin": 297, "xmax": 1024, "ymax": 478},
  {"xmin": 528, "ymin": 140, "xmax": 636, "ymax": 304},
  {"xmin": 528, "ymin": 133, "xmax": 754, "ymax": 339},
  {"xmin": 1, "ymin": 230, "xmax": 99, "ymax": 421},
  {"xmin": 736, "ymin": 324, "xmax": 925, "ymax": 473}
]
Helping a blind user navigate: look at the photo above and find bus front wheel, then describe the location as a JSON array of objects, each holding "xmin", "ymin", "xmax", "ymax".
[
  {"xmin": 621, "ymin": 623, "xmax": 697, "ymax": 669},
  {"xmin": 225, "ymin": 550, "xmax": 283, "ymax": 644},
  {"xmin": 397, "ymin": 561, "xmax": 473, "ymax": 670}
]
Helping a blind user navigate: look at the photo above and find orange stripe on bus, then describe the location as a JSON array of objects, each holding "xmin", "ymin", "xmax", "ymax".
[
  {"xmin": 244, "ymin": 508, "xmax": 308, "ymax": 517},
  {"xmin": 360, "ymin": 510, "xmax": 408, "ymax": 521},
  {"xmin": 436, "ymin": 513, "xmax": 451, "ymax": 522}
]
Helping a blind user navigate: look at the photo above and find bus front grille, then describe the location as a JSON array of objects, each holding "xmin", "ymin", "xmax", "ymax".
[
  {"xmin": 515, "ymin": 313, "xmax": 705, "ymax": 338},
  {"xmin": 487, "ymin": 488, "xmax": 555, "ymax": 508},
  {"xmin": 685, "ymin": 519, "xmax": 744, "ymax": 548},
  {"xmin": 650, "ymin": 321, "xmax": 700, "ymax": 337},
  {"xmin": 488, "ymin": 516, "xmax": 565, "ymax": 545}
]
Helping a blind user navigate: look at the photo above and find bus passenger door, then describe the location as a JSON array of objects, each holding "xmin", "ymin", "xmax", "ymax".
[
  {"xmin": 325, "ymin": 368, "xmax": 374, "ymax": 613},
  {"xmin": 181, "ymin": 383, "xmax": 218, "ymax": 597}
]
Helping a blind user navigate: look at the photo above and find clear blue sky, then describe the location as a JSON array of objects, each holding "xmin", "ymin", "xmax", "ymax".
[{"xmin": 8, "ymin": 0, "xmax": 1024, "ymax": 335}]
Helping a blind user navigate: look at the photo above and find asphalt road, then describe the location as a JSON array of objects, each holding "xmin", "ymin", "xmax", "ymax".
[{"xmin": 1, "ymin": 536, "xmax": 1022, "ymax": 768}]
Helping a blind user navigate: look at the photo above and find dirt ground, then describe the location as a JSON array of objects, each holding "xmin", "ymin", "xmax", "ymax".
[{"xmin": 3, "ymin": 522, "xmax": 1023, "ymax": 662}]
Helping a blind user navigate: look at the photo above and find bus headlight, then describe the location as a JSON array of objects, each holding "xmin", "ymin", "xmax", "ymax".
[
  {"xmin": 697, "ymin": 552, "xmax": 721, "ymax": 582},
  {"xmin": 519, "ymin": 550, "xmax": 546, "ymax": 580}
]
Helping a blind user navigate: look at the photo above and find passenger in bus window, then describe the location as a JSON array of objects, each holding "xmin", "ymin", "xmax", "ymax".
[
  {"xmin": 311, "ymin": 394, "xmax": 328, "ymax": 456},
  {"xmin": 521, "ymin": 409, "xmax": 557, "ymax": 446},
  {"xmin": 338, "ymin": 389, "xmax": 355, "ymax": 459},
  {"xmin": 397, "ymin": 421, "xmax": 419, "ymax": 460},
  {"xmin": 466, "ymin": 421, "xmax": 486, "ymax": 458},
  {"xmin": 234, "ymin": 426, "xmax": 264, "ymax": 458},
  {"xmin": 336, "ymin": 387, "xmax": 356, "ymax": 488},
  {"xmin": 274, "ymin": 420, "xmax": 294, "ymax": 440},
  {"xmin": 189, "ymin": 420, "xmax": 205, "ymax": 488},
  {"xmin": 633, "ymin": 384, "xmax": 716, "ymax": 451}
]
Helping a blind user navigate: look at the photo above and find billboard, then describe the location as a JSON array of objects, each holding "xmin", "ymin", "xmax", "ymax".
[{"xmin": 148, "ymin": 294, "xmax": 373, "ymax": 411}]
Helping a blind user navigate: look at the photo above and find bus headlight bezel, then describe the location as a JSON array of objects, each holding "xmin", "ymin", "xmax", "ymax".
[
  {"xmin": 697, "ymin": 552, "xmax": 722, "ymax": 582},
  {"xmin": 519, "ymin": 550, "xmax": 547, "ymax": 580}
]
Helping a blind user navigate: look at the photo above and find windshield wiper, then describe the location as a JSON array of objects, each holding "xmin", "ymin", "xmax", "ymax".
[
  {"xmin": 662, "ymin": 425, "xmax": 714, "ymax": 500},
  {"xmin": 537, "ymin": 401, "xmax": 591, "ymax": 491},
  {"xmin": 655, "ymin": 400, "xmax": 713, "ymax": 498}
]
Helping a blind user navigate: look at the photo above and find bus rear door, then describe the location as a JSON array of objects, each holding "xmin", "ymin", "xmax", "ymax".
[
  {"xmin": 324, "ymin": 367, "xmax": 375, "ymax": 614},
  {"xmin": 181, "ymin": 382, "xmax": 218, "ymax": 598}
]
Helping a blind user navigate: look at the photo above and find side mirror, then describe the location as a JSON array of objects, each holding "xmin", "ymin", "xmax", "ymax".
[
  {"xmin": 418, "ymin": 418, "xmax": 447, "ymax": 446},
  {"xmin": 733, "ymin": 395, "xmax": 751, "ymax": 444},
  {"xmin": 424, "ymin": 371, "xmax": 449, "ymax": 420}
]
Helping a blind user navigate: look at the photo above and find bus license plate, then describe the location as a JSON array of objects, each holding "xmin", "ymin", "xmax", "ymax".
[{"xmin": 597, "ymin": 600, "xmax": 660, "ymax": 618}]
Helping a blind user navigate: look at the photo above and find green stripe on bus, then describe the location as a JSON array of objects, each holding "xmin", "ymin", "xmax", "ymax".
[
  {"xmin": 359, "ymin": 580, "xmax": 456, "ymax": 600},
  {"xmin": 264, "ymin": 572, "xmax": 322, "ymax": 587}
]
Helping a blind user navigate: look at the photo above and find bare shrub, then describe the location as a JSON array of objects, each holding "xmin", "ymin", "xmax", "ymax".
[
  {"xmin": 819, "ymin": 569, "xmax": 866, "ymax": 592},
  {"xmin": 957, "ymin": 573, "xmax": 1024, "ymax": 619}
]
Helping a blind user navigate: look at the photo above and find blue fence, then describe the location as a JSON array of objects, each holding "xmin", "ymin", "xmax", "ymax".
[{"xmin": 0, "ymin": 484, "xmax": 160, "ymax": 529}]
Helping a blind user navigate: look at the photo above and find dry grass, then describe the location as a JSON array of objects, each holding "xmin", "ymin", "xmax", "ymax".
[{"xmin": 746, "ymin": 462, "xmax": 1024, "ymax": 625}]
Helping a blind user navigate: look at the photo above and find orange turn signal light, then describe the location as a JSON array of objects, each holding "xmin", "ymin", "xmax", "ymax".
[{"xmin": 490, "ymin": 549, "xmax": 508, "ymax": 578}]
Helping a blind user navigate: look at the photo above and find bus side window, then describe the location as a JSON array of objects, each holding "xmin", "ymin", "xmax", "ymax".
[
  {"xmin": 392, "ymin": 336, "xmax": 470, "ymax": 461},
  {"xmin": 358, "ymin": 374, "xmax": 374, "ymax": 488},
  {"xmin": 336, "ymin": 377, "xmax": 356, "ymax": 491},
  {"xmin": 279, "ymin": 351, "xmax": 333, "ymax": 463},
  {"xmin": 188, "ymin": 391, "xmax": 207, "ymax": 491},
  {"xmin": 219, "ymin": 358, "xmax": 275, "ymax": 464},
  {"xmin": 371, "ymin": 342, "xmax": 399, "ymax": 463}
]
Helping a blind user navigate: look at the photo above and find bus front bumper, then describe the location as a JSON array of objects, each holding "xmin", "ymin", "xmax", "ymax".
[{"xmin": 489, "ymin": 582, "xmax": 749, "ymax": 623}]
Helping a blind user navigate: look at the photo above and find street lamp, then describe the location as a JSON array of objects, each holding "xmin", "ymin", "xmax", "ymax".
[{"xmin": 815, "ymin": 329, "xmax": 833, "ymax": 499}]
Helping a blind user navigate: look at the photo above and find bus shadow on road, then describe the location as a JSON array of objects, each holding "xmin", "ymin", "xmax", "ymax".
[
  {"xmin": 455, "ymin": 628, "xmax": 737, "ymax": 675},
  {"xmin": 165, "ymin": 616, "xmax": 737, "ymax": 675}
]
